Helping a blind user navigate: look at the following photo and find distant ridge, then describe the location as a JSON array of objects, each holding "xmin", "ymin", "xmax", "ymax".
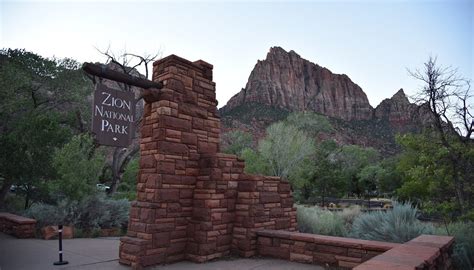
[{"xmin": 220, "ymin": 47, "xmax": 429, "ymax": 155}]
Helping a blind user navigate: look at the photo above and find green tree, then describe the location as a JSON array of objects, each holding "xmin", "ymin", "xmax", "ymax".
[
  {"xmin": 290, "ymin": 140, "xmax": 345, "ymax": 205},
  {"xmin": 116, "ymin": 157, "xmax": 139, "ymax": 200},
  {"xmin": 285, "ymin": 111, "xmax": 333, "ymax": 136},
  {"xmin": 222, "ymin": 130, "xmax": 254, "ymax": 156},
  {"xmin": 240, "ymin": 148, "xmax": 271, "ymax": 175},
  {"xmin": 378, "ymin": 157, "xmax": 403, "ymax": 195},
  {"xmin": 357, "ymin": 164, "xmax": 387, "ymax": 203},
  {"xmin": 400, "ymin": 56, "xmax": 473, "ymax": 219},
  {"xmin": 396, "ymin": 132, "xmax": 473, "ymax": 220},
  {"xmin": 259, "ymin": 122, "xmax": 316, "ymax": 178},
  {"xmin": 334, "ymin": 145, "xmax": 380, "ymax": 197},
  {"xmin": 0, "ymin": 49, "xmax": 91, "ymax": 207},
  {"xmin": 0, "ymin": 113, "xmax": 72, "ymax": 208},
  {"xmin": 50, "ymin": 134, "xmax": 104, "ymax": 201}
]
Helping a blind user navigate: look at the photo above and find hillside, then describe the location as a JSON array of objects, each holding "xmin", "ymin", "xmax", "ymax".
[{"xmin": 220, "ymin": 47, "xmax": 428, "ymax": 155}]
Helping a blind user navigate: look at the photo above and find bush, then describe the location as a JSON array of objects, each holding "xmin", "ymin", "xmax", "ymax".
[
  {"xmin": 350, "ymin": 201, "xmax": 433, "ymax": 243},
  {"xmin": 433, "ymin": 222, "xmax": 474, "ymax": 270},
  {"xmin": 25, "ymin": 200, "xmax": 76, "ymax": 228},
  {"xmin": 297, "ymin": 205, "xmax": 347, "ymax": 236},
  {"xmin": 2, "ymin": 194, "xmax": 26, "ymax": 213},
  {"xmin": 25, "ymin": 194, "xmax": 130, "ymax": 232},
  {"xmin": 74, "ymin": 194, "xmax": 130, "ymax": 230},
  {"xmin": 339, "ymin": 205, "xmax": 361, "ymax": 226},
  {"xmin": 50, "ymin": 134, "xmax": 104, "ymax": 201}
]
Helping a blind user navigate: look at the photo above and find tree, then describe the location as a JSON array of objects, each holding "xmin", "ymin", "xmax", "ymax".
[
  {"xmin": 377, "ymin": 157, "xmax": 403, "ymax": 196},
  {"xmin": 259, "ymin": 122, "xmax": 316, "ymax": 179},
  {"xmin": 333, "ymin": 145, "xmax": 380, "ymax": 197},
  {"xmin": 396, "ymin": 132, "xmax": 473, "ymax": 220},
  {"xmin": 49, "ymin": 134, "xmax": 104, "ymax": 201},
  {"xmin": 0, "ymin": 112, "xmax": 72, "ymax": 208},
  {"xmin": 117, "ymin": 157, "xmax": 139, "ymax": 200},
  {"xmin": 240, "ymin": 148, "xmax": 271, "ymax": 175},
  {"xmin": 222, "ymin": 130, "xmax": 254, "ymax": 156},
  {"xmin": 357, "ymin": 164, "xmax": 387, "ymax": 204},
  {"xmin": 285, "ymin": 111, "xmax": 333, "ymax": 137},
  {"xmin": 403, "ymin": 56, "xmax": 473, "ymax": 217},
  {"xmin": 291, "ymin": 140, "xmax": 346, "ymax": 205},
  {"xmin": 0, "ymin": 49, "xmax": 91, "ymax": 208}
]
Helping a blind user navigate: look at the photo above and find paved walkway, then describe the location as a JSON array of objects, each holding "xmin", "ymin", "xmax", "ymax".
[{"xmin": 0, "ymin": 233, "xmax": 323, "ymax": 270}]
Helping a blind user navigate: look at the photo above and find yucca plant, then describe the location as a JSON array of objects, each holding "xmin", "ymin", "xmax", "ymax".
[
  {"xmin": 296, "ymin": 205, "xmax": 347, "ymax": 237},
  {"xmin": 433, "ymin": 222, "xmax": 474, "ymax": 270},
  {"xmin": 350, "ymin": 201, "xmax": 433, "ymax": 243}
]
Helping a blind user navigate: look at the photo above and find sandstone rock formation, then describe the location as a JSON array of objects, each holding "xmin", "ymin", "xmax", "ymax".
[
  {"xmin": 374, "ymin": 88, "xmax": 420, "ymax": 133},
  {"xmin": 220, "ymin": 47, "xmax": 429, "ymax": 156},
  {"xmin": 222, "ymin": 47, "xmax": 373, "ymax": 121}
]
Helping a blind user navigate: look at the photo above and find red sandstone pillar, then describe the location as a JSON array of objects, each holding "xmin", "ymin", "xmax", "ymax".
[
  {"xmin": 119, "ymin": 55, "xmax": 297, "ymax": 269},
  {"xmin": 119, "ymin": 55, "xmax": 220, "ymax": 268}
]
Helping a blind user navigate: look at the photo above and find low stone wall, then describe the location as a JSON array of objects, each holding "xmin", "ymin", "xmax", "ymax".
[
  {"xmin": 256, "ymin": 230, "xmax": 454, "ymax": 269},
  {"xmin": 354, "ymin": 235, "xmax": 454, "ymax": 270},
  {"xmin": 256, "ymin": 230, "xmax": 398, "ymax": 268},
  {"xmin": 0, "ymin": 212, "xmax": 36, "ymax": 238},
  {"xmin": 232, "ymin": 174, "xmax": 297, "ymax": 258}
]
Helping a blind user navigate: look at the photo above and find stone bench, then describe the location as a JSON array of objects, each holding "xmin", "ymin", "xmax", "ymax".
[
  {"xmin": 256, "ymin": 230, "xmax": 399, "ymax": 268},
  {"xmin": 354, "ymin": 235, "xmax": 454, "ymax": 270},
  {"xmin": 0, "ymin": 212, "xmax": 37, "ymax": 238},
  {"xmin": 256, "ymin": 230, "xmax": 454, "ymax": 269}
]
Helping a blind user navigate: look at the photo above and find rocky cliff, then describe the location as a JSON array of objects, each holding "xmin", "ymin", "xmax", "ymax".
[
  {"xmin": 374, "ymin": 89, "xmax": 420, "ymax": 132},
  {"xmin": 221, "ymin": 47, "xmax": 373, "ymax": 121},
  {"xmin": 220, "ymin": 47, "xmax": 428, "ymax": 156}
]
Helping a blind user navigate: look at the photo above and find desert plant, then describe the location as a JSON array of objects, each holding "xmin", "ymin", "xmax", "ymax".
[
  {"xmin": 433, "ymin": 222, "xmax": 474, "ymax": 270},
  {"xmin": 338, "ymin": 205, "xmax": 361, "ymax": 226},
  {"xmin": 25, "ymin": 194, "xmax": 130, "ymax": 232},
  {"xmin": 25, "ymin": 200, "xmax": 77, "ymax": 228},
  {"xmin": 100, "ymin": 197, "xmax": 130, "ymax": 228},
  {"xmin": 73, "ymin": 194, "xmax": 130, "ymax": 230},
  {"xmin": 296, "ymin": 205, "xmax": 347, "ymax": 236},
  {"xmin": 350, "ymin": 201, "xmax": 433, "ymax": 243},
  {"xmin": 25, "ymin": 203, "xmax": 63, "ymax": 228}
]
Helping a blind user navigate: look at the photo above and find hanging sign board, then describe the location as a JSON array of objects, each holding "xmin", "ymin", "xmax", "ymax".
[{"xmin": 92, "ymin": 83, "xmax": 135, "ymax": 147}]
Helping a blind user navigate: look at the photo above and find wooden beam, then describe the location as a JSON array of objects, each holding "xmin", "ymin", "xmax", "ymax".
[{"xmin": 82, "ymin": 62, "xmax": 163, "ymax": 89}]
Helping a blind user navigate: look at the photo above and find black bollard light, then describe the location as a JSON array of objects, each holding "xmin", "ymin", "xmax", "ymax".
[{"xmin": 53, "ymin": 224, "xmax": 69, "ymax": 266}]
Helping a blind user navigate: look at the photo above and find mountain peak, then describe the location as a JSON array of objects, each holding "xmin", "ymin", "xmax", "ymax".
[
  {"xmin": 267, "ymin": 46, "xmax": 301, "ymax": 59},
  {"xmin": 222, "ymin": 47, "xmax": 373, "ymax": 121},
  {"xmin": 268, "ymin": 46, "xmax": 288, "ymax": 54},
  {"xmin": 392, "ymin": 88, "xmax": 408, "ymax": 100}
]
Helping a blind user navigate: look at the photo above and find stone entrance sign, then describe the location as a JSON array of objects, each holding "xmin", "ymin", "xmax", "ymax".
[
  {"xmin": 92, "ymin": 83, "xmax": 135, "ymax": 147},
  {"xmin": 119, "ymin": 55, "xmax": 297, "ymax": 269}
]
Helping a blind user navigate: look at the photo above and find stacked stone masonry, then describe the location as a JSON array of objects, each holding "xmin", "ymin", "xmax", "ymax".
[
  {"xmin": 119, "ymin": 55, "xmax": 297, "ymax": 269},
  {"xmin": 257, "ymin": 230, "xmax": 398, "ymax": 269},
  {"xmin": 354, "ymin": 235, "xmax": 454, "ymax": 270},
  {"xmin": 256, "ymin": 230, "xmax": 454, "ymax": 270},
  {"xmin": 0, "ymin": 212, "xmax": 36, "ymax": 238}
]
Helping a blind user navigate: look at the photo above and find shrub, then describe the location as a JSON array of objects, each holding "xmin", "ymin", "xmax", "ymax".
[
  {"xmin": 339, "ymin": 205, "xmax": 361, "ymax": 226},
  {"xmin": 25, "ymin": 200, "xmax": 76, "ymax": 228},
  {"xmin": 50, "ymin": 134, "xmax": 104, "ymax": 202},
  {"xmin": 433, "ymin": 222, "xmax": 474, "ymax": 270},
  {"xmin": 25, "ymin": 194, "xmax": 130, "ymax": 232},
  {"xmin": 350, "ymin": 201, "xmax": 433, "ymax": 243},
  {"xmin": 297, "ymin": 205, "xmax": 347, "ymax": 236},
  {"xmin": 2, "ymin": 194, "xmax": 26, "ymax": 213},
  {"xmin": 74, "ymin": 194, "xmax": 130, "ymax": 230},
  {"xmin": 25, "ymin": 203, "xmax": 62, "ymax": 228}
]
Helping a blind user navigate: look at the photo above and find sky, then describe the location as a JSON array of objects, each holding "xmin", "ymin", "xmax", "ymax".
[{"xmin": 1, "ymin": 0, "xmax": 473, "ymax": 108}]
